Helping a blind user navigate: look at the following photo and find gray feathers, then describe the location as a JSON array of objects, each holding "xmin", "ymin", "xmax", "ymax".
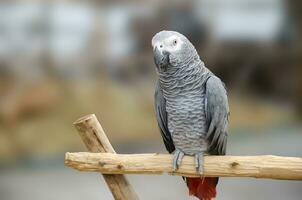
[
  {"xmin": 155, "ymin": 82, "xmax": 175, "ymax": 153},
  {"xmin": 205, "ymin": 76, "xmax": 229, "ymax": 155},
  {"xmin": 155, "ymin": 74, "xmax": 229, "ymax": 156}
]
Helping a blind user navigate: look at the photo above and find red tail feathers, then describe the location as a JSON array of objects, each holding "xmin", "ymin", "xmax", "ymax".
[{"xmin": 186, "ymin": 177, "xmax": 218, "ymax": 200}]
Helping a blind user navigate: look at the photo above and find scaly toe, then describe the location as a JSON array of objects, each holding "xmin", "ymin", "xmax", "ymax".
[
  {"xmin": 172, "ymin": 149, "xmax": 185, "ymax": 171},
  {"xmin": 177, "ymin": 151, "xmax": 185, "ymax": 166},
  {"xmin": 195, "ymin": 153, "xmax": 204, "ymax": 175}
]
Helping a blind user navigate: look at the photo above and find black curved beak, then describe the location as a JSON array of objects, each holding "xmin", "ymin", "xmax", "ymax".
[{"xmin": 153, "ymin": 47, "xmax": 169, "ymax": 71}]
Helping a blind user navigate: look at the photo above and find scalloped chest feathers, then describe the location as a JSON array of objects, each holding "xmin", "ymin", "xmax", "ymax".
[{"xmin": 165, "ymin": 81, "xmax": 209, "ymax": 155}]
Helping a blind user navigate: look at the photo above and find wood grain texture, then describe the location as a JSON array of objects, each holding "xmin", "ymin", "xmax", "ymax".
[
  {"xmin": 73, "ymin": 114, "xmax": 139, "ymax": 200},
  {"xmin": 65, "ymin": 152, "xmax": 302, "ymax": 180}
]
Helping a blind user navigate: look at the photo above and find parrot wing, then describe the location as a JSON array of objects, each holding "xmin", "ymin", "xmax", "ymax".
[
  {"xmin": 154, "ymin": 82, "xmax": 175, "ymax": 153},
  {"xmin": 205, "ymin": 76, "xmax": 229, "ymax": 155}
]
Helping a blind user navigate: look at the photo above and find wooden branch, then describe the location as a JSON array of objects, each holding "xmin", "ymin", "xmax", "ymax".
[
  {"xmin": 65, "ymin": 152, "xmax": 302, "ymax": 180},
  {"xmin": 73, "ymin": 114, "xmax": 139, "ymax": 200}
]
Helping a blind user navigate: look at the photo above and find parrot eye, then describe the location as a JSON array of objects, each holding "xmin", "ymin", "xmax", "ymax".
[
  {"xmin": 173, "ymin": 39, "xmax": 177, "ymax": 46},
  {"xmin": 159, "ymin": 44, "xmax": 163, "ymax": 48}
]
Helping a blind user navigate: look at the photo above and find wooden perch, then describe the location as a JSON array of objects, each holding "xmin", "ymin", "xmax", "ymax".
[
  {"xmin": 65, "ymin": 152, "xmax": 302, "ymax": 180},
  {"xmin": 73, "ymin": 114, "xmax": 139, "ymax": 200}
]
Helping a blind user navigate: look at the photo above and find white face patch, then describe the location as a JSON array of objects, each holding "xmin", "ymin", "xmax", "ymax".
[{"xmin": 152, "ymin": 35, "xmax": 183, "ymax": 54}]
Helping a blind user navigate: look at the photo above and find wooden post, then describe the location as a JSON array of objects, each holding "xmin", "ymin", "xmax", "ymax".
[
  {"xmin": 65, "ymin": 152, "xmax": 302, "ymax": 181},
  {"xmin": 73, "ymin": 114, "xmax": 139, "ymax": 200}
]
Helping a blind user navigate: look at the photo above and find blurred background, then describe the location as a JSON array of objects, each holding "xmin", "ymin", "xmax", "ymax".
[{"xmin": 0, "ymin": 0, "xmax": 302, "ymax": 199}]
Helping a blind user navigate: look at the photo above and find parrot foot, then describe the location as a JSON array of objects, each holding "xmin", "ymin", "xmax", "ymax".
[
  {"xmin": 194, "ymin": 152, "xmax": 204, "ymax": 175},
  {"xmin": 172, "ymin": 149, "xmax": 185, "ymax": 171}
]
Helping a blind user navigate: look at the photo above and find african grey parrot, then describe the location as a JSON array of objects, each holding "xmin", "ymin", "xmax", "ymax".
[{"xmin": 152, "ymin": 30, "xmax": 229, "ymax": 200}]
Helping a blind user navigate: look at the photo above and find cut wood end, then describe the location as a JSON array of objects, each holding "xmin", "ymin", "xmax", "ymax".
[
  {"xmin": 64, "ymin": 152, "xmax": 71, "ymax": 166},
  {"xmin": 73, "ymin": 114, "xmax": 96, "ymax": 125}
]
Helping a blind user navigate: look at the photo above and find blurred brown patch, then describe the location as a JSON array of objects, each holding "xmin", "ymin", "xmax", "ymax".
[{"xmin": 0, "ymin": 81, "xmax": 61, "ymax": 127}]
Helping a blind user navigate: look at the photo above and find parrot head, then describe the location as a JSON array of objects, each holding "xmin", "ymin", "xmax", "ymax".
[{"xmin": 152, "ymin": 30, "xmax": 198, "ymax": 72}]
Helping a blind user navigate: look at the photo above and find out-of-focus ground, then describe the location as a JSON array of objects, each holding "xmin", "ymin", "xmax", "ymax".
[{"xmin": 0, "ymin": 0, "xmax": 302, "ymax": 199}]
